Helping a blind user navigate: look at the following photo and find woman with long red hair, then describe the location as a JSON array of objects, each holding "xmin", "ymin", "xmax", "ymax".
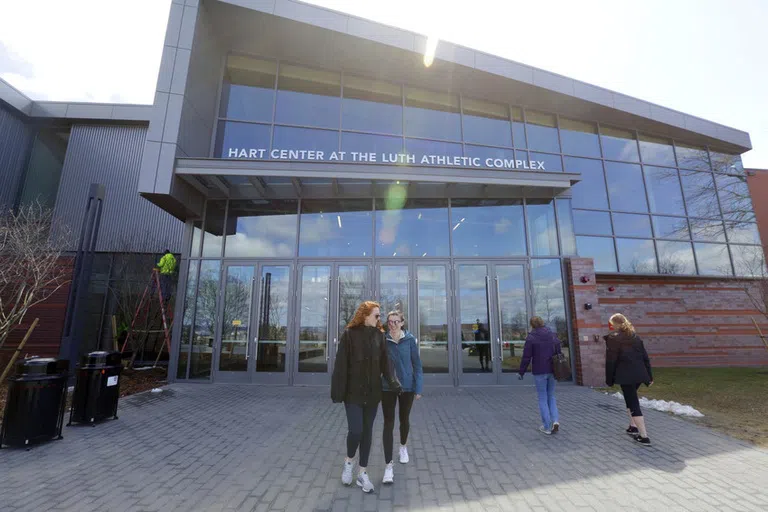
[{"xmin": 331, "ymin": 301, "xmax": 401, "ymax": 494}]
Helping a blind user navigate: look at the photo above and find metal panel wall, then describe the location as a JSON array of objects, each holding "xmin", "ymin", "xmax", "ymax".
[
  {"xmin": 0, "ymin": 102, "xmax": 33, "ymax": 209},
  {"xmin": 54, "ymin": 124, "xmax": 184, "ymax": 253}
]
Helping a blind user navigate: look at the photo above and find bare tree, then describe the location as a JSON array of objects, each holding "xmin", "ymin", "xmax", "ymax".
[{"xmin": 0, "ymin": 203, "xmax": 70, "ymax": 354}]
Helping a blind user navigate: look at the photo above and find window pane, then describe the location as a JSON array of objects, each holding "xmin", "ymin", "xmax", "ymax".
[
  {"xmin": 219, "ymin": 266, "xmax": 254, "ymax": 372},
  {"xmin": 376, "ymin": 198, "xmax": 449, "ymax": 257},
  {"xmin": 451, "ymin": 199, "xmax": 526, "ymax": 257},
  {"xmin": 530, "ymin": 259, "xmax": 569, "ymax": 346},
  {"xmin": 176, "ymin": 260, "xmax": 199, "ymax": 379},
  {"xmin": 556, "ymin": 199, "xmax": 576, "ymax": 255},
  {"xmin": 731, "ymin": 244, "xmax": 766, "ymax": 277},
  {"xmin": 725, "ymin": 221, "xmax": 762, "ymax": 245},
  {"xmin": 342, "ymin": 132, "xmax": 403, "ymax": 155},
  {"xmin": 190, "ymin": 260, "xmax": 220, "ymax": 379},
  {"xmin": 639, "ymin": 134, "xmax": 676, "ymax": 167},
  {"xmin": 404, "ymin": 87, "xmax": 461, "ymax": 140},
  {"xmin": 527, "ymin": 199, "xmax": 559, "ymax": 256},
  {"xmin": 275, "ymin": 64, "xmax": 340, "ymax": 128},
  {"xmin": 405, "ymin": 138, "xmax": 463, "ymax": 163},
  {"xmin": 464, "ymin": 145, "xmax": 515, "ymax": 169},
  {"xmin": 604, "ymin": 162, "xmax": 648, "ymax": 212},
  {"xmin": 272, "ymin": 126, "xmax": 338, "ymax": 155},
  {"xmin": 462, "ymin": 98, "xmax": 511, "ymax": 147},
  {"xmin": 220, "ymin": 56, "xmax": 276, "ymax": 122},
  {"xmin": 224, "ymin": 200, "xmax": 297, "ymax": 257},
  {"xmin": 511, "ymin": 107, "xmax": 526, "ymax": 149},
  {"xmin": 190, "ymin": 220, "xmax": 202, "ymax": 257},
  {"xmin": 559, "ymin": 117, "xmax": 600, "ymax": 158},
  {"xmin": 643, "ymin": 166, "xmax": 685, "ymax": 216},
  {"xmin": 695, "ymin": 243, "xmax": 733, "ymax": 276},
  {"xmin": 680, "ymin": 170, "xmax": 720, "ymax": 219},
  {"xmin": 710, "ymin": 151, "xmax": 744, "ymax": 175},
  {"xmin": 525, "ymin": 110, "xmax": 560, "ymax": 153},
  {"xmin": 565, "ymin": 157, "xmax": 608, "ymax": 210},
  {"xmin": 299, "ymin": 200, "xmax": 372, "ymax": 257},
  {"xmin": 202, "ymin": 200, "xmax": 226, "ymax": 257},
  {"xmin": 675, "ymin": 142, "xmax": 710, "ymax": 171},
  {"xmin": 691, "ymin": 218, "xmax": 726, "ymax": 242},
  {"xmin": 417, "ymin": 265, "xmax": 450, "ymax": 373},
  {"xmin": 298, "ymin": 266, "xmax": 331, "ymax": 373},
  {"xmin": 616, "ymin": 238, "xmax": 657, "ymax": 273},
  {"xmin": 716, "ymin": 174, "xmax": 755, "ymax": 222},
  {"xmin": 576, "ymin": 236, "xmax": 617, "ymax": 272},
  {"xmin": 573, "ymin": 210, "xmax": 612, "ymax": 236},
  {"xmin": 613, "ymin": 213, "xmax": 652, "ymax": 238},
  {"xmin": 653, "ymin": 216, "xmax": 690, "ymax": 240},
  {"xmin": 529, "ymin": 152, "xmax": 562, "ymax": 172},
  {"xmin": 18, "ymin": 129, "xmax": 67, "ymax": 210},
  {"xmin": 656, "ymin": 241, "xmax": 696, "ymax": 275},
  {"xmin": 600, "ymin": 126, "xmax": 639, "ymax": 162},
  {"xmin": 342, "ymin": 75, "xmax": 402, "ymax": 134},
  {"xmin": 255, "ymin": 266, "xmax": 291, "ymax": 373},
  {"xmin": 214, "ymin": 121, "xmax": 271, "ymax": 159}
]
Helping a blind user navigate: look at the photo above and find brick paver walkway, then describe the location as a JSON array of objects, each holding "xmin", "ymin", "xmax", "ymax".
[{"xmin": 3, "ymin": 384, "xmax": 768, "ymax": 511}]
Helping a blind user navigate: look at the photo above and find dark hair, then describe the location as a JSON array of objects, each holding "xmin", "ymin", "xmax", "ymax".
[
  {"xmin": 530, "ymin": 316, "xmax": 546, "ymax": 329},
  {"xmin": 164, "ymin": 249, "xmax": 171, "ymax": 254}
]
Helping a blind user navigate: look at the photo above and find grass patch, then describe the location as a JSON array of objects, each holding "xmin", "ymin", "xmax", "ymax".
[{"xmin": 599, "ymin": 367, "xmax": 768, "ymax": 447}]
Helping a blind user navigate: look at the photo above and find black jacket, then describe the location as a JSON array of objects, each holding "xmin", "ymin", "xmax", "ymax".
[
  {"xmin": 604, "ymin": 331, "xmax": 653, "ymax": 387},
  {"xmin": 331, "ymin": 325, "xmax": 401, "ymax": 405}
]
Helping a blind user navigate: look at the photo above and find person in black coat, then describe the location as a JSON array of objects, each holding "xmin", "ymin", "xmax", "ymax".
[
  {"xmin": 331, "ymin": 301, "xmax": 401, "ymax": 493},
  {"xmin": 604, "ymin": 313, "xmax": 654, "ymax": 446}
]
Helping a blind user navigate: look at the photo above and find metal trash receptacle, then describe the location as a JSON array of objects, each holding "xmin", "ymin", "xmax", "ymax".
[
  {"xmin": 68, "ymin": 351, "xmax": 122, "ymax": 426},
  {"xmin": 0, "ymin": 357, "xmax": 70, "ymax": 448}
]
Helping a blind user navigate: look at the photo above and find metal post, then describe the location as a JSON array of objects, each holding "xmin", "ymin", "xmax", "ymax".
[{"xmin": 60, "ymin": 184, "xmax": 106, "ymax": 380}]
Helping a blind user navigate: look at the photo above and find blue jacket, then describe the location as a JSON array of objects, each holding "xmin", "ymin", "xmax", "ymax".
[
  {"xmin": 381, "ymin": 330, "xmax": 423, "ymax": 394},
  {"xmin": 518, "ymin": 327, "xmax": 562, "ymax": 376}
]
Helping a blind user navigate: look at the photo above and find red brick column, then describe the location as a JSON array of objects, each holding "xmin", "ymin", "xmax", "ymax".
[{"xmin": 566, "ymin": 258, "xmax": 606, "ymax": 387}]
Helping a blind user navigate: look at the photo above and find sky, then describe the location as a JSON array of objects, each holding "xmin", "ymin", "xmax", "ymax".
[{"xmin": 0, "ymin": 0, "xmax": 766, "ymax": 168}]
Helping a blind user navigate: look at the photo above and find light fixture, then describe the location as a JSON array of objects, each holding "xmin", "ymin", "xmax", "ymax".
[
  {"xmin": 423, "ymin": 35, "xmax": 439, "ymax": 67},
  {"xmin": 337, "ymin": 215, "xmax": 342, "ymax": 228},
  {"xmin": 393, "ymin": 252, "xmax": 397, "ymax": 256},
  {"xmin": 422, "ymin": 252, "xmax": 427, "ymax": 257}
]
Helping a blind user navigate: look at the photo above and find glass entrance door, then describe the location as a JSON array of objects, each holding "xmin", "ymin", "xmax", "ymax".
[{"xmin": 494, "ymin": 264, "xmax": 530, "ymax": 384}]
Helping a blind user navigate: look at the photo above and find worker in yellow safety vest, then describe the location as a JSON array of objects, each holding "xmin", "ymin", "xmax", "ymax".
[{"xmin": 155, "ymin": 250, "xmax": 177, "ymax": 303}]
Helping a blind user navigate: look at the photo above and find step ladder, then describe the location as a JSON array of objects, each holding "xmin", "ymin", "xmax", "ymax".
[{"xmin": 120, "ymin": 269, "xmax": 173, "ymax": 368}]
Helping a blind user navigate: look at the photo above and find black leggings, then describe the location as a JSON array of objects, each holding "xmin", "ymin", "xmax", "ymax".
[
  {"xmin": 382, "ymin": 391, "xmax": 415, "ymax": 464},
  {"xmin": 621, "ymin": 384, "xmax": 643, "ymax": 417},
  {"xmin": 345, "ymin": 403, "xmax": 378, "ymax": 467}
]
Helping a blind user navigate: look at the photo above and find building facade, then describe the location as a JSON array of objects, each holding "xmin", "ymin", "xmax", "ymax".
[{"xmin": 1, "ymin": 0, "xmax": 765, "ymax": 387}]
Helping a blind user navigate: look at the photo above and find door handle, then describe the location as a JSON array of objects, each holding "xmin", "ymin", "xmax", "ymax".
[
  {"xmin": 497, "ymin": 338, "xmax": 502, "ymax": 362},
  {"xmin": 245, "ymin": 338, "xmax": 250, "ymax": 360}
]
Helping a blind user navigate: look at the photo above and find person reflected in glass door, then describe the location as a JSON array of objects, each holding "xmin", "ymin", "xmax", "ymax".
[
  {"xmin": 475, "ymin": 321, "xmax": 492, "ymax": 372},
  {"xmin": 331, "ymin": 301, "xmax": 401, "ymax": 494},
  {"xmin": 381, "ymin": 311, "xmax": 423, "ymax": 485}
]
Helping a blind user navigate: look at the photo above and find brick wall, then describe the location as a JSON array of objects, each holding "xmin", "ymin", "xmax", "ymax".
[{"xmin": 566, "ymin": 258, "xmax": 606, "ymax": 387}]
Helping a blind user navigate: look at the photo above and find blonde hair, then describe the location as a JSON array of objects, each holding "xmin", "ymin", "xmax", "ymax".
[
  {"xmin": 530, "ymin": 316, "xmax": 546, "ymax": 329},
  {"xmin": 609, "ymin": 313, "xmax": 635, "ymax": 335},
  {"xmin": 387, "ymin": 310, "xmax": 405, "ymax": 327}
]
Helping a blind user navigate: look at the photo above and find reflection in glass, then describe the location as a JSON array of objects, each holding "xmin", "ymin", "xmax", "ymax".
[
  {"xmin": 376, "ymin": 198, "xmax": 449, "ymax": 257},
  {"xmin": 691, "ymin": 219, "xmax": 726, "ymax": 242},
  {"xmin": 404, "ymin": 87, "xmax": 461, "ymax": 141},
  {"xmin": 529, "ymin": 152, "xmax": 563, "ymax": 172},
  {"xmin": 202, "ymin": 200, "xmax": 226, "ymax": 257},
  {"xmin": 417, "ymin": 265, "xmax": 449, "ymax": 373},
  {"xmin": 725, "ymin": 221, "xmax": 761, "ymax": 245},
  {"xmin": 225, "ymin": 200, "xmax": 298, "ymax": 258},
  {"xmin": 531, "ymin": 259, "xmax": 569, "ymax": 361},
  {"xmin": 215, "ymin": 121, "xmax": 272, "ymax": 159},
  {"xmin": 405, "ymin": 138, "xmax": 463, "ymax": 161},
  {"xmin": 272, "ymin": 126, "xmax": 338, "ymax": 154},
  {"xmin": 656, "ymin": 241, "xmax": 696, "ymax": 275},
  {"xmin": 337, "ymin": 266, "xmax": 369, "ymax": 340},
  {"xmin": 639, "ymin": 134, "xmax": 676, "ymax": 167},
  {"xmin": 299, "ymin": 200, "xmax": 373, "ymax": 257},
  {"xmin": 342, "ymin": 75, "xmax": 402, "ymax": 134},
  {"xmin": 275, "ymin": 64, "xmax": 340, "ymax": 128},
  {"xmin": 458, "ymin": 265, "xmax": 492, "ymax": 373},
  {"xmin": 451, "ymin": 199, "xmax": 526, "ymax": 257},
  {"xmin": 695, "ymin": 243, "xmax": 733, "ymax": 276},
  {"xmin": 559, "ymin": 118, "xmax": 600, "ymax": 158},
  {"xmin": 556, "ymin": 199, "xmax": 577, "ymax": 255},
  {"xmin": 219, "ymin": 266, "xmax": 254, "ymax": 372},
  {"xmin": 462, "ymin": 98, "xmax": 511, "ymax": 147},
  {"xmin": 644, "ymin": 166, "xmax": 685, "ymax": 216},
  {"xmin": 256, "ymin": 266, "xmax": 291, "ymax": 372},
  {"xmin": 525, "ymin": 110, "xmax": 560, "ymax": 153},
  {"xmin": 342, "ymin": 132, "xmax": 403, "ymax": 156},
  {"xmin": 680, "ymin": 170, "xmax": 720, "ymax": 219},
  {"xmin": 379, "ymin": 266, "xmax": 409, "ymax": 324},
  {"xmin": 653, "ymin": 216, "xmax": 690, "ymax": 240},
  {"xmin": 220, "ymin": 56, "xmax": 276, "ymax": 122},
  {"xmin": 576, "ymin": 236, "xmax": 617, "ymax": 272},
  {"xmin": 176, "ymin": 260, "xmax": 199, "ymax": 379},
  {"xmin": 616, "ymin": 238, "xmax": 657, "ymax": 274},
  {"xmin": 464, "ymin": 145, "xmax": 515, "ymax": 166},
  {"xmin": 604, "ymin": 162, "xmax": 648, "ymax": 212},
  {"xmin": 527, "ymin": 199, "xmax": 559, "ymax": 256},
  {"xmin": 731, "ymin": 245, "xmax": 766, "ymax": 277},
  {"xmin": 190, "ymin": 221, "xmax": 202, "ymax": 258},
  {"xmin": 573, "ymin": 210, "xmax": 612, "ymax": 236},
  {"xmin": 675, "ymin": 142, "xmax": 710, "ymax": 171},
  {"xmin": 298, "ymin": 266, "xmax": 331, "ymax": 373},
  {"xmin": 190, "ymin": 260, "xmax": 220, "ymax": 379},
  {"xmin": 511, "ymin": 107, "xmax": 526, "ymax": 148},
  {"xmin": 600, "ymin": 126, "xmax": 639, "ymax": 162},
  {"xmin": 612, "ymin": 213, "xmax": 652, "ymax": 238},
  {"xmin": 497, "ymin": 265, "xmax": 528, "ymax": 373},
  {"xmin": 710, "ymin": 151, "xmax": 744, "ymax": 175},
  {"xmin": 566, "ymin": 157, "xmax": 608, "ymax": 210},
  {"xmin": 716, "ymin": 174, "xmax": 755, "ymax": 222}
]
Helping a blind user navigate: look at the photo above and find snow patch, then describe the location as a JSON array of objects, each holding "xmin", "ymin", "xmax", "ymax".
[
  {"xmin": 134, "ymin": 367, "xmax": 157, "ymax": 371},
  {"xmin": 151, "ymin": 388, "xmax": 163, "ymax": 393},
  {"xmin": 609, "ymin": 392, "xmax": 704, "ymax": 417}
]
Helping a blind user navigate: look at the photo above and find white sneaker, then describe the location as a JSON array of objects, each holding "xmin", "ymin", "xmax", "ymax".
[
  {"xmin": 356, "ymin": 471, "xmax": 375, "ymax": 493},
  {"xmin": 538, "ymin": 426, "xmax": 552, "ymax": 435},
  {"xmin": 399, "ymin": 445, "xmax": 409, "ymax": 464},
  {"xmin": 382, "ymin": 463, "xmax": 394, "ymax": 485},
  {"xmin": 341, "ymin": 460, "xmax": 354, "ymax": 486}
]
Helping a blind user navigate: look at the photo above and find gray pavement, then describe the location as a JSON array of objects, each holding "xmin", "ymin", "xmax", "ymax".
[{"xmin": 3, "ymin": 383, "xmax": 768, "ymax": 511}]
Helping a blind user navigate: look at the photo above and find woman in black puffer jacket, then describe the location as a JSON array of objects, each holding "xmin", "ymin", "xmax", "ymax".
[{"xmin": 604, "ymin": 313, "xmax": 654, "ymax": 447}]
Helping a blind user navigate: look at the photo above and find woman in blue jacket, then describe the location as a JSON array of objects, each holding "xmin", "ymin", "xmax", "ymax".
[{"xmin": 380, "ymin": 310, "xmax": 423, "ymax": 485}]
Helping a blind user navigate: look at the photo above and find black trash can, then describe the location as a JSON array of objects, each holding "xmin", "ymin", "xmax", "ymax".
[
  {"xmin": 68, "ymin": 351, "xmax": 122, "ymax": 426},
  {"xmin": 0, "ymin": 357, "xmax": 70, "ymax": 449}
]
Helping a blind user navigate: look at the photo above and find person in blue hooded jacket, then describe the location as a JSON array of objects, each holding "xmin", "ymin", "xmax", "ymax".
[
  {"xmin": 380, "ymin": 310, "xmax": 423, "ymax": 485},
  {"xmin": 518, "ymin": 316, "xmax": 562, "ymax": 435}
]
